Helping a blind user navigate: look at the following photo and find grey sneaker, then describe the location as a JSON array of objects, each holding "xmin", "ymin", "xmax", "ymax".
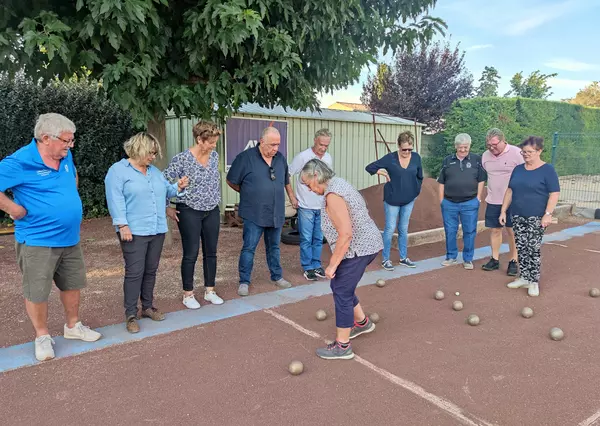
[
  {"xmin": 399, "ymin": 258, "xmax": 416, "ymax": 268},
  {"xmin": 382, "ymin": 260, "xmax": 395, "ymax": 271},
  {"xmin": 463, "ymin": 261, "xmax": 474, "ymax": 270},
  {"xmin": 272, "ymin": 278, "xmax": 292, "ymax": 289},
  {"xmin": 238, "ymin": 283, "xmax": 249, "ymax": 296},
  {"xmin": 349, "ymin": 317, "xmax": 376, "ymax": 340},
  {"xmin": 34, "ymin": 335, "xmax": 55, "ymax": 362},
  {"xmin": 316, "ymin": 340, "xmax": 354, "ymax": 360},
  {"xmin": 441, "ymin": 258, "xmax": 458, "ymax": 266}
]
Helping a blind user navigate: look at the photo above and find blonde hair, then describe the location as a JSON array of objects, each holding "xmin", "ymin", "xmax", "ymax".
[
  {"xmin": 193, "ymin": 120, "xmax": 221, "ymax": 142},
  {"xmin": 123, "ymin": 132, "xmax": 162, "ymax": 160},
  {"xmin": 397, "ymin": 131, "xmax": 414, "ymax": 146}
]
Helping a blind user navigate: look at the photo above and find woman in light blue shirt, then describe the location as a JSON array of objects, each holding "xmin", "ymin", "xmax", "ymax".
[{"xmin": 105, "ymin": 132, "xmax": 188, "ymax": 333}]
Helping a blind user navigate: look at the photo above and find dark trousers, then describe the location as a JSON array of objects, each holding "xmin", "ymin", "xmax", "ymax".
[
  {"xmin": 239, "ymin": 219, "xmax": 282, "ymax": 285},
  {"xmin": 119, "ymin": 233, "xmax": 166, "ymax": 318},
  {"xmin": 176, "ymin": 204, "xmax": 220, "ymax": 291},
  {"xmin": 330, "ymin": 253, "xmax": 378, "ymax": 328}
]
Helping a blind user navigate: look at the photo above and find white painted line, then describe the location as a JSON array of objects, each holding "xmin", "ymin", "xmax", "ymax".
[
  {"xmin": 263, "ymin": 309, "xmax": 494, "ymax": 426},
  {"xmin": 544, "ymin": 242, "xmax": 569, "ymax": 247},
  {"xmin": 578, "ymin": 409, "xmax": 600, "ymax": 426},
  {"xmin": 584, "ymin": 249, "xmax": 600, "ymax": 254}
]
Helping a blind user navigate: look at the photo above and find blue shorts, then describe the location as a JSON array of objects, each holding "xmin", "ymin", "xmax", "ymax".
[{"xmin": 485, "ymin": 204, "xmax": 512, "ymax": 228}]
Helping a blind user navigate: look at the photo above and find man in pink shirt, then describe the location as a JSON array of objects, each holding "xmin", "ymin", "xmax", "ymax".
[{"xmin": 481, "ymin": 128, "xmax": 524, "ymax": 276}]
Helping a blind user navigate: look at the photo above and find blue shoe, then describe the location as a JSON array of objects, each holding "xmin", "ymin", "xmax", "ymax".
[
  {"xmin": 399, "ymin": 258, "xmax": 416, "ymax": 268},
  {"xmin": 381, "ymin": 260, "xmax": 394, "ymax": 271}
]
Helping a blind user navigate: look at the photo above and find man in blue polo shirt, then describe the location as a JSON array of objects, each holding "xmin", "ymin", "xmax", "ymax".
[
  {"xmin": 0, "ymin": 113, "xmax": 101, "ymax": 362},
  {"xmin": 227, "ymin": 127, "xmax": 296, "ymax": 296}
]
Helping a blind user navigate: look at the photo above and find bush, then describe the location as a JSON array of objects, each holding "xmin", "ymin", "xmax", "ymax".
[
  {"xmin": 425, "ymin": 97, "xmax": 600, "ymax": 178},
  {"xmin": 0, "ymin": 74, "xmax": 135, "ymax": 222}
]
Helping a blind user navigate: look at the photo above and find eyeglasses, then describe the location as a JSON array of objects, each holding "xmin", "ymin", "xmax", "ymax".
[
  {"xmin": 54, "ymin": 136, "xmax": 75, "ymax": 147},
  {"xmin": 520, "ymin": 150, "xmax": 538, "ymax": 156},
  {"xmin": 269, "ymin": 166, "xmax": 276, "ymax": 181},
  {"xmin": 149, "ymin": 151, "xmax": 158, "ymax": 157}
]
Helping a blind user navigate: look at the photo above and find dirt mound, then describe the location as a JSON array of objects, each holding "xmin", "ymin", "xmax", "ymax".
[{"xmin": 359, "ymin": 178, "xmax": 487, "ymax": 233}]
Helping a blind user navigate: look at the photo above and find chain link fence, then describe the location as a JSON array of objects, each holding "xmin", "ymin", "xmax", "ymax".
[{"xmin": 551, "ymin": 132, "xmax": 600, "ymax": 208}]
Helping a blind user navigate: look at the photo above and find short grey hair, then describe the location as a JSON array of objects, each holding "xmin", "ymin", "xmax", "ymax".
[
  {"xmin": 454, "ymin": 133, "xmax": 472, "ymax": 147},
  {"xmin": 300, "ymin": 158, "xmax": 335, "ymax": 184},
  {"xmin": 261, "ymin": 127, "xmax": 280, "ymax": 141},
  {"xmin": 34, "ymin": 113, "xmax": 76, "ymax": 140},
  {"xmin": 486, "ymin": 128, "xmax": 505, "ymax": 142},
  {"xmin": 314, "ymin": 128, "xmax": 332, "ymax": 139}
]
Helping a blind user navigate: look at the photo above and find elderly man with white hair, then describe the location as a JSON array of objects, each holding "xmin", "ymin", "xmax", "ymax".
[
  {"xmin": 0, "ymin": 113, "xmax": 101, "ymax": 362},
  {"xmin": 437, "ymin": 133, "xmax": 487, "ymax": 269}
]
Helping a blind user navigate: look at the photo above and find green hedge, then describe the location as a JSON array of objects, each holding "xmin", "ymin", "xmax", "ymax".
[
  {"xmin": 0, "ymin": 74, "xmax": 135, "ymax": 221},
  {"xmin": 424, "ymin": 97, "xmax": 600, "ymax": 178}
]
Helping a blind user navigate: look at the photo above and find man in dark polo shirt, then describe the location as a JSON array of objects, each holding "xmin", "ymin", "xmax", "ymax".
[
  {"xmin": 227, "ymin": 127, "xmax": 297, "ymax": 296},
  {"xmin": 437, "ymin": 133, "xmax": 487, "ymax": 270},
  {"xmin": 0, "ymin": 113, "xmax": 102, "ymax": 362}
]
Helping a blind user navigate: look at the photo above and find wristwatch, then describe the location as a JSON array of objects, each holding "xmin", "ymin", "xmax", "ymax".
[{"xmin": 545, "ymin": 211, "xmax": 553, "ymax": 216}]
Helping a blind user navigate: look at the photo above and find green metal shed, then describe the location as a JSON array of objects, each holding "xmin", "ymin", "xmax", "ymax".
[{"xmin": 165, "ymin": 103, "xmax": 425, "ymax": 219}]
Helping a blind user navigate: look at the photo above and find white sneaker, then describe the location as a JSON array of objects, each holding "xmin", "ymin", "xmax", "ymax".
[
  {"xmin": 507, "ymin": 277, "xmax": 530, "ymax": 289},
  {"xmin": 63, "ymin": 321, "xmax": 102, "ymax": 342},
  {"xmin": 183, "ymin": 294, "xmax": 201, "ymax": 309},
  {"xmin": 528, "ymin": 282, "xmax": 540, "ymax": 297},
  {"xmin": 34, "ymin": 335, "xmax": 55, "ymax": 361},
  {"xmin": 204, "ymin": 290, "xmax": 224, "ymax": 305},
  {"xmin": 441, "ymin": 259, "xmax": 458, "ymax": 266}
]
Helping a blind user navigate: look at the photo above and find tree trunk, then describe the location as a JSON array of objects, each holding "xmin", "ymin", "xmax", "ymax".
[{"xmin": 147, "ymin": 116, "xmax": 173, "ymax": 248}]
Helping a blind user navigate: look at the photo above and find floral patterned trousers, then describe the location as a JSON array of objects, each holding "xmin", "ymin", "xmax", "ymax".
[{"xmin": 512, "ymin": 215, "xmax": 546, "ymax": 283}]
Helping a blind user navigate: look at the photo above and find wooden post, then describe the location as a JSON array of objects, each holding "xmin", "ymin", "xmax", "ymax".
[{"xmin": 147, "ymin": 115, "xmax": 173, "ymax": 248}]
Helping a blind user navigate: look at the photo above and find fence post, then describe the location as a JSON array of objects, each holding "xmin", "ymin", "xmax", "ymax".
[{"xmin": 551, "ymin": 132, "xmax": 558, "ymax": 165}]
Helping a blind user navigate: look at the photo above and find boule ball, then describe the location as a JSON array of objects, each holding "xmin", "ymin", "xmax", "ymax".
[
  {"xmin": 521, "ymin": 307, "xmax": 534, "ymax": 318},
  {"xmin": 288, "ymin": 360, "xmax": 304, "ymax": 375},
  {"xmin": 467, "ymin": 314, "xmax": 480, "ymax": 326},
  {"xmin": 315, "ymin": 309, "xmax": 327, "ymax": 321},
  {"xmin": 369, "ymin": 312, "xmax": 380, "ymax": 323},
  {"xmin": 590, "ymin": 288, "xmax": 600, "ymax": 298},
  {"xmin": 375, "ymin": 279, "xmax": 386, "ymax": 288},
  {"xmin": 434, "ymin": 290, "xmax": 445, "ymax": 300},
  {"xmin": 550, "ymin": 327, "xmax": 564, "ymax": 341},
  {"xmin": 452, "ymin": 301, "xmax": 463, "ymax": 311}
]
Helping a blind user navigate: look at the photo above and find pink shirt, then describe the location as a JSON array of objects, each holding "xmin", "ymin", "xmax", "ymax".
[{"xmin": 482, "ymin": 144, "xmax": 524, "ymax": 205}]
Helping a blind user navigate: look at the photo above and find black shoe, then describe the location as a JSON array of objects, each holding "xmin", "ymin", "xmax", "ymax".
[
  {"xmin": 507, "ymin": 259, "xmax": 519, "ymax": 276},
  {"xmin": 314, "ymin": 267, "xmax": 326, "ymax": 279},
  {"xmin": 303, "ymin": 269, "xmax": 318, "ymax": 281},
  {"xmin": 481, "ymin": 258, "xmax": 500, "ymax": 271}
]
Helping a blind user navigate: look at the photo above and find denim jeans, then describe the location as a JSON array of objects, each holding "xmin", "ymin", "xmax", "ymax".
[
  {"xmin": 239, "ymin": 219, "xmax": 283, "ymax": 285},
  {"xmin": 441, "ymin": 197, "xmax": 480, "ymax": 262},
  {"xmin": 382, "ymin": 200, "xmax": 415, "ymax": 261},
  {"xmin": 297, "ymin": 207, "xmax": 323, "ymax": 271}
]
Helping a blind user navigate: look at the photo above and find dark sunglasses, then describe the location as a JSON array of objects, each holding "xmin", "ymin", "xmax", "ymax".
[
  {"xmin": 401, "ymin": 148, "xmax": 413, "ymax": 152},
  {"xmin": 269, "ymin": 166, "xmax": 276, "ymax": 181}
]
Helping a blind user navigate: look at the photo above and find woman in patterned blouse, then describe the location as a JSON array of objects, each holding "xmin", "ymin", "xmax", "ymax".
[
  {"xmin": 300, "ymin": 159, "xmax": 384, "ymax": 360},
  {"xmin": 164, "ymin": 121, "xmax": 224, "ymax": 309}
]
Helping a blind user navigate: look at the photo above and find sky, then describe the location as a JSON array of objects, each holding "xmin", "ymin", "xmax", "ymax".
[{"xmin": 317, "ymin": 0, "xmax": 600, "ymax": 108}]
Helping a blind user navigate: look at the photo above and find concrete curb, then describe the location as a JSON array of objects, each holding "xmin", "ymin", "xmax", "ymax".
[{"xmin": 391, "ymin": 203, "xmax": 574, "ymax": 249}]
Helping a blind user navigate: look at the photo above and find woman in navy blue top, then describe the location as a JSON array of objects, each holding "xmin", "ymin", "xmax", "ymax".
[
  {"xmin": 365, "ymin": 131, "xmax": 423, "ymax": 271},
  {"xmin": 499, "ymin": 136, "xmax": 560, "ymax": 297}
]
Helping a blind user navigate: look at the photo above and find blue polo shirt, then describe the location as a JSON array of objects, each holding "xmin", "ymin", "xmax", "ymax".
[
  {"xmin": 226, "ymin": 146, "xmax": 290, "ymax": 228},
  {"xmin": 0, "ymin": 139, "xmax": 83, "ymax": 247}
]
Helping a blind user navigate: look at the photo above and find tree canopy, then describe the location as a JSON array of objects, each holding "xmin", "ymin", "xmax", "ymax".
[
  {"xmin": 361, "ymin": 40, "xmax": 473, "ymax": 132},
  {"xmin": 567, "ymin": 81, "xmax": 600, "ymax": 108},
  {"xmin": 474, "ymin": 66, "xmax": 500, "ymax": 97},
  {"xmin": 0, "ymin": 0, "xmax": 446, "ymax": 128},
  {"xmin": 504, "ymin": 70, "xmax": 557, "ymax": 99}
]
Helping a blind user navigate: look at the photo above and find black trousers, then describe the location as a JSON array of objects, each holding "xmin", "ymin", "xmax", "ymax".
[
  {"xmin": 119, "ymin": 233, "xmax": 166, "ymax": 318},
  {"xmin": 176, "ymin": 204, "xmax": 220, "ymax": 291}
]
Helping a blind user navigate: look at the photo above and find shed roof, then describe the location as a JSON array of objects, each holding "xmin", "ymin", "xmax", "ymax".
[{"xmin": 236, "ymin": 103, "xmax": 425, "ymax": 127}]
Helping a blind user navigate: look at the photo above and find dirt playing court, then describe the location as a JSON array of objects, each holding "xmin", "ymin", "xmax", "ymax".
[{"xmin": 1, "ymin": 221, "xmax": 600, "ymax": 426}]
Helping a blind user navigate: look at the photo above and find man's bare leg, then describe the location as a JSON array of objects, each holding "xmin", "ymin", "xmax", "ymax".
[{"xmin": 25, "ymin": 299, "xmax": 49, "ymax": 337}]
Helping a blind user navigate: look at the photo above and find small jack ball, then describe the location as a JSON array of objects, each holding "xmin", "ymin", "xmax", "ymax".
[
  {"xmin": 315, "ymin": 309, "xmax": 327, "ymax": 321},
  {"xmin": 288, "ymin": 360, "xmax": 304, "ymax": 375}
]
